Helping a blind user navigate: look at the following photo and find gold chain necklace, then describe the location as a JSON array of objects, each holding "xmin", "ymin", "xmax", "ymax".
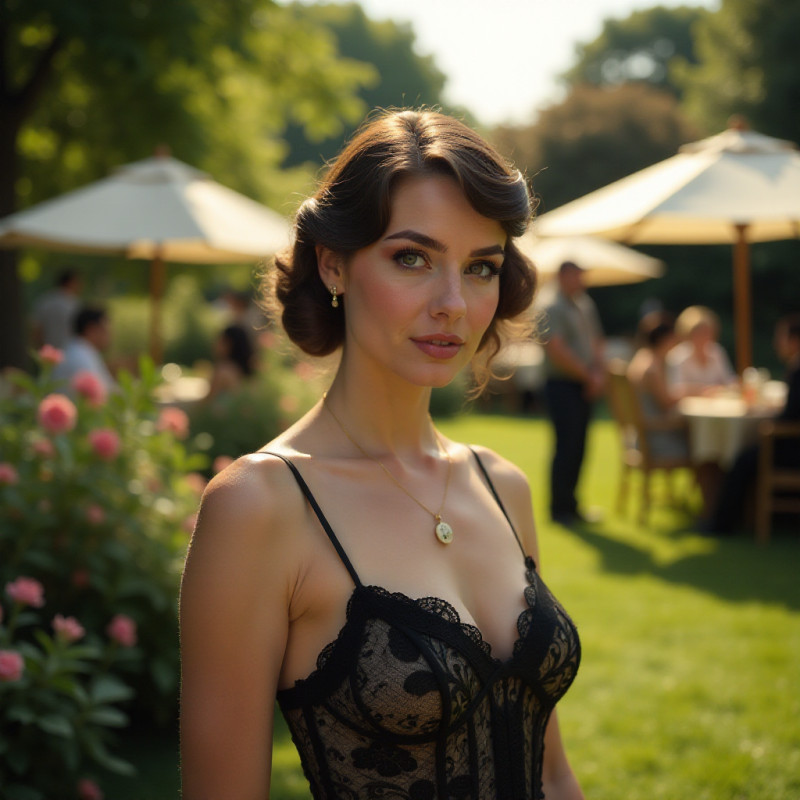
[{"xmin": 322, "ymin": 393, "xmax": 454, "ymax": 544}]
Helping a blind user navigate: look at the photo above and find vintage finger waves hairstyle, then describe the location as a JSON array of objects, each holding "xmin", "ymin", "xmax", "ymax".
[{"xmin": 270, "ymin": 108, "xmax": 538, "ymax": 388}]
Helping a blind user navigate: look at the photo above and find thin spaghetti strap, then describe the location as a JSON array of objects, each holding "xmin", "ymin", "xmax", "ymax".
[
  {"xmin": 261, "ymin": 452, "xmax": 363, "ymax": 588},
  {"xmin": 468, "ymin": 446, "xmax": 528, "ymax": 560}
]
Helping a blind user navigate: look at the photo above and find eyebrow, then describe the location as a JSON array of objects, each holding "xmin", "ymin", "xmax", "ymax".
[{"xmin": 384, "ymin": 229, "xmax": 505, "ymax": 258}]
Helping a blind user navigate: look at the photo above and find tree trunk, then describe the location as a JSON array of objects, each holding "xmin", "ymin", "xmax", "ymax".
[{"xmin": 0, "ymin": 112, "xmax": 24, "ymax": 370}]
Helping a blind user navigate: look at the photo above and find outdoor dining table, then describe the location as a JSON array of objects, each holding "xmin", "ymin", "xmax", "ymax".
[{"xmin": 677, "ymin": 383, "xmax": 786, "ymax": 468}]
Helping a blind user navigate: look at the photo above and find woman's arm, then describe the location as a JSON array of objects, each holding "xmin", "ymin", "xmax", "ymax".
[{"xmin": 180, "ymin": 456, "xmax": 299, "ymax": 800}]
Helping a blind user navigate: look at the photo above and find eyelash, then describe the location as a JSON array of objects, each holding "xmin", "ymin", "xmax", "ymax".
[{"xmin": 392, "ymin": 248, "xmax": 502, "ymax": 281}]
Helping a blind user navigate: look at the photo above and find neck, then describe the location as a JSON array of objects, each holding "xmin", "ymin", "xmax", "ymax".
[{"xmin": 323, "ymin": 356, "xmax": 439, "ymax": 458}]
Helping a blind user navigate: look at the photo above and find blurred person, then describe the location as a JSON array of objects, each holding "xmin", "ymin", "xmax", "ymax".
[
  {"xmin": 542, "ymin": 261, "xmax": 605, "ymax": 525},
  {"xmin": 668, "ymin": 305, "xmax": 735, "ymax": 394},
  {"xmin": 206, "ymin": 324, "xmax": 256, "ymax": 399},
  {"xmin": 31, "ymin": 268, "xmax": 82, "ymax": 349},
  {"xmin": 705, "ymin": 314, "xmax": 800, "ymax": 534},
  {"xmin": 627, "ymin": 311, "xmax": 690, "ymax": 460},
  {"xmin": 180, "ymin": 109, "xmax": 584, "ymax": 800},
  {"xmin": 52, "ymin": 306, "xmax": 116, "ymax": 394}
]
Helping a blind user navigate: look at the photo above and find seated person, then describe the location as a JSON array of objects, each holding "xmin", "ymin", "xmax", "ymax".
[
  {"xmin": 52, "ymin": 306, "xmax": 116, "ymax": 395},
  {"xmin": 627, "ymin": 311, "xmax": 690, "ymax": 461},
  {"xmin": 206, "ymin": 325, "xmax": 255, "ymax": 399},
  {"xmin": 668, "ymin": 306, "xmax": 735, "ymax": 395},
  {"xmin": 706, "ymin": 314, "xmax": 800, "ymax": 533}
]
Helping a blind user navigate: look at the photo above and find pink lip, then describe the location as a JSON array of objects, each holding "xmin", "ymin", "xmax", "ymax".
[{"xmin": 411, "ymin": 334, "xmax": 465, "ymax": 360}]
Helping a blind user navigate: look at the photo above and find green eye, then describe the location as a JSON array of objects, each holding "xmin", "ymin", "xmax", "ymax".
[{"xmin": 395, "ymin": 250, "xmax": 425, "ymax": 268}]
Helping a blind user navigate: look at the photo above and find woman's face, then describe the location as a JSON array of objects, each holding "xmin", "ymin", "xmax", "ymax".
[{"xmin": 339, "ymin": 174, "xmax": 506, "ymax": 388}]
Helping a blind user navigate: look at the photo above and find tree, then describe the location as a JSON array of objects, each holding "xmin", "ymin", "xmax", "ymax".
[
  {"xmin": 678, "ymin": 0, "xmax": 800, "ymax": 143},
  {"xmin": 280, "ymin": 2, "xmax": 448, "ymax": 168},
  {"xmin": 0, "ymin": 0, "xmax": 373, "ymax": 368},
  {"xmin": 563, "ymin": 5, "xmax": 707, "ymax": 99},
  {"xmin": 491, "ymin": 83, "xmax": 698, "ymax": 212}
]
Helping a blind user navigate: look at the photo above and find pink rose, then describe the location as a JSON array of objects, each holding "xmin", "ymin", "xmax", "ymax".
[
  {"xmin": 279, "ymin": 394, "xmax": 299, "ymax": 414},
  {"xmin": 37, "ymin": 393, "xmax": 77, "ymax": 434},
  {"xmin": 88, "ymin": 429, "xmax": 121, "ymax": 461},
  {"xmin": 213, "ymin": 455, "xmax": 234, "ymax": 474},
  {"xmin": 86, "ymin": 505, "xmax": 106, "ymax": 525},
  {"xmin": 38, "ymin": 344, "xmax": 64, "ymax": 365},
  {"xmin": 293, "ymin": 361, "xmax": 316, "ymax": 381},
  {"xmin": 33, "ymin": 439, "xmax": 56, "ymax": 458},
  {"xmin": 106, "ymin": 614, "xmax": 137, "ymax": 647},
  {"xmin": 157, "ymin": 406, "xmax": 189, "ymax": 439},
  {"xmin": 77, "ymin": 778, "xmax": 104, "ymax": 800},
  {"xmin": 0, "ymin": 462, "xmax": 19, "ymax": 485},
  {"xmin": 72, "ymin": 371, "xmax": 107, "ymax": 407},
  {"xmin": 0, "ymin": 650, "xmax": 24, "ymax": 682},
  {"xmin": 52, "ymin": 614, "xmax": 85, "ymax": 643},
  {"xmin": 5, "ymin": 576, "xmax": 45, "ymax": 608}
]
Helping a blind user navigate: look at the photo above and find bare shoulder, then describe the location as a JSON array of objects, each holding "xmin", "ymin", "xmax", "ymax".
[{"xmin": 184, "ymin": 452, "xmax": 308, "ymax": 594}]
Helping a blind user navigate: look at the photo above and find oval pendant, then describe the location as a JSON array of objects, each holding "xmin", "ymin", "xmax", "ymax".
[{"xmin": 435, "ymin": 520, "xmax": 454, "ymax": 545}]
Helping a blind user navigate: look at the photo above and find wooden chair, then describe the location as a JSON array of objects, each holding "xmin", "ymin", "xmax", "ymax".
[
  {"xmin": 755, "ymin": 420, "xmax": 800, "ymax": 543},
  {"xmin": 605, "ymin": 359, "xmax": 694, "ymax": 524}
]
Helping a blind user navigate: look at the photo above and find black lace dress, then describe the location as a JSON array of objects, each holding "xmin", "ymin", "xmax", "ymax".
[{"xmin": 268, "ymin": 450, "xmax": 581, "ymax": 800}]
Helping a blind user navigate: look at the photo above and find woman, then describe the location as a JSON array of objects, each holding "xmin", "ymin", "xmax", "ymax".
[
  {"xmin": 206, "ymin": 324, "xmax": 256, "ymax": 399},
  {"xmin": 180, "ymin": 110, "xmax": 584, "ymax": 800},
  {"xmin": 627, "ymin": 311, "xmax": 690, "ymax": 461},
  {"xmin": 668, "ymin": 305, "xmax": 735, "ymax": 394}
]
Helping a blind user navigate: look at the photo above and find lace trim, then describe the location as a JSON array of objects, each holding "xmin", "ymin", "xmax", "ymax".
[{"xmin": 311, "ymin": 565, "xmax": 539, "ymax": 678}]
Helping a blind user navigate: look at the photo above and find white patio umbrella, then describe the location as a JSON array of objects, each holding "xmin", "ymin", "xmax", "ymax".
[
  {"xmin": 534, "ymin": 123, "xmax": 800, "ymax": 372},
  {"xmin": 517, "ymin": 233, "xmax": 665, "ymax": 286},
  {"xmin": 0, "ymin": 152, "xmax": 291, "ymax": 361}
]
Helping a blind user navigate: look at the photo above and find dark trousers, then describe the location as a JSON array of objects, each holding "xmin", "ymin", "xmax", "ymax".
[
  {"xmin": 708, "ymin": 439, "xmax": 800, "ymax": 533},
  {"xmin": 545, "ymin": 379, "xmax": 592, "ymax": 518}
]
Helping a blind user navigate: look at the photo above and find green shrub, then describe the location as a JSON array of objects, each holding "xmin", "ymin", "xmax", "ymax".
[{"xmin": 0, "ymin": 352, "xmax": 203, "ymax": 770}]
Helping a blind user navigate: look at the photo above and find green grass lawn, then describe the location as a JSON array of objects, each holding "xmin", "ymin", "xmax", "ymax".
[{"xmin": 112, "ymin": 414, "xmax": 800, "ymax": 800}]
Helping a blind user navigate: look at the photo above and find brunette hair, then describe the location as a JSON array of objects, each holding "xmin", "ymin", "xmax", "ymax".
[
  {"xmin": 637, "ymin": 310, "xmax": 675, "ymax": 349},
  {"xmin": 268, "ymin": 109, "xmax": 537, "ymax": 388}
]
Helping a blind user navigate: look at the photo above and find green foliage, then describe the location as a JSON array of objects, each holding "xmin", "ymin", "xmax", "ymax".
[
  {"xmin": 0, "ymin": 596, "xmax": 135, "ymax": 799},
  {"xmin": 562, "ymin": 5, "xmax": 708, "ymax": 98},
  {"xmin": 678, "ymin": 0, "xmax": 800, "ymax": 144},
  {"xmin": 0, "ymin": 354, "xmax": 202, "ymax": 733},
  {"xmin": 491, "ymin": 83, "xmax": 699, "ymax": 211},
  {"xmin": 280, "ymin": 2, "xmax": 449, "ymax": 168}
]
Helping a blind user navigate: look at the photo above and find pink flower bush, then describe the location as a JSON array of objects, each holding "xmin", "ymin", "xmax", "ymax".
[
  {"xmin": 77, "ymin": 778, "xmax": 104, "ymax": 800},
  {"xmin": 86, "ymin": 505, "xmax": 106, "ymax": 525},
  {"xmin": 38, "ymin": 393, "xmax": 78, "ymax": 434},
  {"xmin": 157, "ymin": 406, "xmax": 190, "ymax": 439},
  {"xmin": 72, "ymin": 371, "xmax": 107, "ymax": 407},
  {"xmin": 106, "ymin": 614, "xmax": 137, "ymax": 647},
  {"xmin": 0, "ymin": 462, "xmax": 19, "ymax": 485},
  {"xmin": 6, "ymin": 576, "xmax": 45, "ymax": 608},
  {"xmin": 38, "ymin": 344, "xmax": 64, "ymax": 365},
  {"xmin": 279, "ymin": 394, "xmax": 299, "ymax": 414},
  {"xmin": 88, "ymin": 428, "xmax": 121, "ymax": 461},
  {"xmin": 32, "ymin": 438, "xmax": 56, "ymax": 458},
  {"xmin": 0, "ymin": 650, "xmax": 24, "ymax": 682},
  {"xmin": 52, "ymin": 614, "xmax": 86, "ymax": 643}
]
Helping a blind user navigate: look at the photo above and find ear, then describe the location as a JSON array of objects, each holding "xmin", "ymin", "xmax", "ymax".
[{"xmin": 316, "ymin": 246, "xmax": 346, "ymax": 297}]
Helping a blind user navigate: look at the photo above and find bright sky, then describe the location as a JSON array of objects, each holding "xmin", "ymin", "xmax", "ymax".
[{"xmin": 351, "ymin": 0, "xmax": 718, "ymax": 126}]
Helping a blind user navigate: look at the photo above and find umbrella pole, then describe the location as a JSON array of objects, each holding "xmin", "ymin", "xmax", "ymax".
[
  {"xmin": 733, "ymin": 224, "xmax": 752, "ymax": 374},
  {"xmin": 149, "ymin": 255, "xmax": 166, "ymax": 364}
]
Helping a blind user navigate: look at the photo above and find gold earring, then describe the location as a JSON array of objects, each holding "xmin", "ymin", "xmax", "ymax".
[{"xmin": 330, "ymin": 285, "xmax": 339, "ymax": 308}]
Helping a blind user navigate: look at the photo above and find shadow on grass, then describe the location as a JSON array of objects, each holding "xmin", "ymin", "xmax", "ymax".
[{"xmin": 565, "ymin": 519, "xmax": 800, "ymax": 611}]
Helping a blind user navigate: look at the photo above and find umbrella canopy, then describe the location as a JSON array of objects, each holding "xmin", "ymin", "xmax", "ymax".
[
  {"xmin": 0, "ymin": 154, "xmax": 291, "ymax": 360},
  {"xmin": 517, "ymin": 234, "xmax": 665, "ymax": 286},
  {"xmin": 534, "ymin": 124, "xmax": 800, "ymax": 371}
]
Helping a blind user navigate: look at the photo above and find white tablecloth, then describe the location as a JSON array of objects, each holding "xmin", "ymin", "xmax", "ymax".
[{"xmin": 678, "ymin": 396, "xmax": 777, "ymax": 468}]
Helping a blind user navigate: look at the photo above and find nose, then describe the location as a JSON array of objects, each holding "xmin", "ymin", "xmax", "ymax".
[{"xmin": 430, "ymin": 267, "xmax": 467, "ymax": 321}]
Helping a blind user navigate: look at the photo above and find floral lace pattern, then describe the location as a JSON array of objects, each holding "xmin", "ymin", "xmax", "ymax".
[{"xmin": 278, "ymin": 559, "xmax": 580, "ymax": 800}]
